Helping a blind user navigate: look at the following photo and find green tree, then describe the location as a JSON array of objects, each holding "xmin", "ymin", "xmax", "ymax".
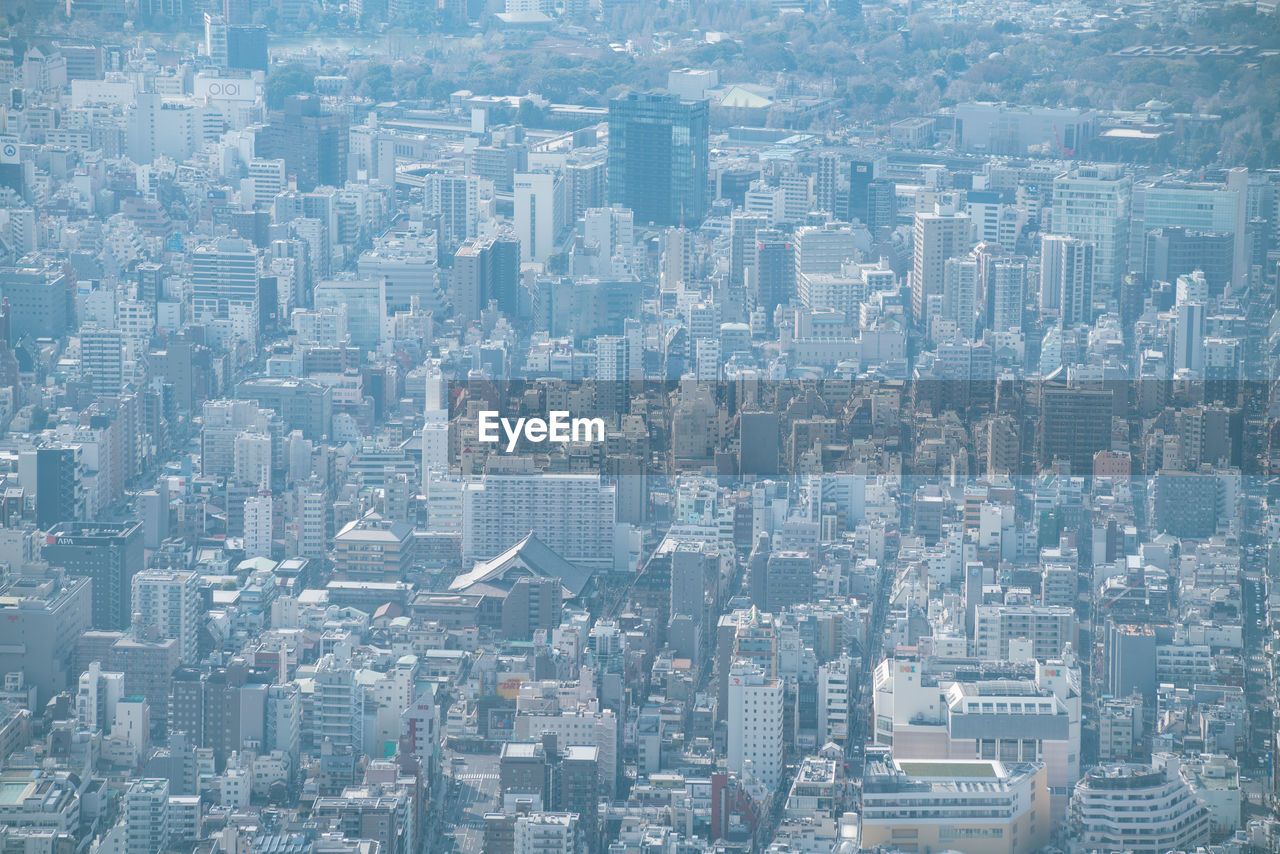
[{"xmin": 265, "ymin": 63, "xmax": 316, "ymax": 110}]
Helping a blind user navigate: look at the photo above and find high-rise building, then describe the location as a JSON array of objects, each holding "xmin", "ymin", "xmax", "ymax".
[
  {"xmin": 426, "ymin": 173, "xmax": 479, "ymax": 254},
  {"xmin": 42, "ymin": 521, "xmax": 144, "ymax": 631},
  {"xmin": 256, "ymin": 95, "xmax": 349, "ymax": 192},
  {"xmin": 911, "ymin": 202, "xmax": 971, "ymax": 327},
  {"xmin": 1051, "ymin": 164, "xmax": 1130, "ymax": 298},
  {"xmin": 1131, "ymin": 168, "xmax": 1248, "ymax": 291},
  {"xmin": 357, "ymin": 231, "xmax": 444, "ymax": 315},
  {"xmin": 0, "ymin": 575, "xmax": 92, "ymax": 707},
  {"xmin": 817, "ymin": 654, "xmax": 854, "ymax": 746},
  {"xmin": 607, "ymin": 91, "xmax": 709, "ymax": 227},
  {"xmin": 0, "ymin": 263, "xmax": 69, "ymax": 341},
  {"xmin": 514, "ymin": 171, "xmax": 566, "ymax": 264},
  {"xmin": 80, "ymin": 329, "xmax": 126, "ymax": 397},
  {"xmin": 973, "ymin": 603, "xmax": 1075, "ymax": 661},
  {"xmin": 452, "ymin": 233, "xmax": 521, "ymax": 324},
  {"xmin": 124, "ymin": 779, "xmax": 170, "ymax": 854},
  {"xmin": 795, "ymin": 222, "xmax": 859, "ymax": 275},
  {"xmin": 1038, "ymin": 382, "xmax": 1113, "ymax": 476},
  {"xmin": 1144, "ymin": 227, "xmax": 1234, "ymax": 295},
  {"xmin": 131, "ymin": 569, "xmax": 200, "ymax": 664},
  {"xmin": 313, "ymin": 279, "xmax": 385, "ymax": 350},
  {"xmin": 1040, "ymin": 234, "xmax": 1094, "ymax": 327},
  {"xmin": 729, "ymin": 211, "xmax": 769, "ymax": 291},
  {"xmin": 313, "ymin": 653, "xmax": 366, "ymax": 751},
  {"xmin": 727, "ymin": 658, "xmax": 784, "ymax": 789},
  {"xmin": 462, "ymin": 475, "xmax": 616, "ymax": 570},
  {"xmin": 751, "ymin": 231, "xmax": 795, "ymax": 326},
  {"xmin": 942, "ymin": 256, "xmax": 978, "ymax": 339},
  {"xmin": 190, "ymin": 237, "xmax": 259, "ymax": 322},
  {"xmin": 660, "ymin": 225, "xmax": 693, "ymax": 293},
  {"xmin": 34, "ymin": 446, "xmax": 85, "ymax": 529},
  {"xmin": 984, "ymin": 254, "xmax": 1027, "ymax": 333}
]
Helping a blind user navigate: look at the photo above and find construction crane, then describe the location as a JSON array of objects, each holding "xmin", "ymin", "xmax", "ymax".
[{"xmin": 1053, "ymin": 124, "xmax": 1074, "ymax": 158}]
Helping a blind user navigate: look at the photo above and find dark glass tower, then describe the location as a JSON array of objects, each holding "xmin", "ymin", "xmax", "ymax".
[{"xmin": 607, "ymin": 91, "xmax": 709, "ymax": 227}]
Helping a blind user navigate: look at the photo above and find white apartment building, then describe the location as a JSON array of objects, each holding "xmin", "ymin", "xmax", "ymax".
[
  {"xmin": 514, "ymin": 812, "xmax": 578, "ymax": 854},
  {"xmin": 131, "ymin": 569, "xmax": 200, "ymax": 664},
  {"xmin": 973, "ymin": 603, "xmax": 1075, "ymax": 662},
  {"xmin": 462, "ymin": 474, "xmax": 616, "ymax": 570}
]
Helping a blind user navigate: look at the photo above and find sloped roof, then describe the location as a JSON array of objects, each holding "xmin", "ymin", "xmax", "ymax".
[
  {"xmin": 719, "ymin": 86, "xmax": 773, "ymax": 109},
  {"xmin": 449, "ymin": 532, "xmax": 591, "ymax": 598}
]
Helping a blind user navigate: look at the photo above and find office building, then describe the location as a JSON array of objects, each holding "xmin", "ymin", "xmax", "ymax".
[
  {"xmin": 607, "ymin": 91, "xmax": 709, "ymax": 226},
  {"xmin": 43, "ymin": 521, "xmax": 143, "ymax": 631},
  {"xmin": 131, "ymin": 569, "xmax": 200, "ymax": 664},
  {"xmin": 191, "ymin": 237, "xmax": 259, "ymax": 322},
  {"xmin": 452, "ymin": 233, "xmax": 521, "ymax": 324},
  {"xmin": 751, "ymin": 231, "xmax": 795, "ymax": 324},
  {"xmin": 1144, "ymin": 227, "xmax": 1233, "ymax": 294},
  {"xmin": 0, "ymin": 575, "xmax": 92, "ymax": 707},
  {"xmin": 514, "ymin": 170, "xmax": 566, "ymax": 264},
  {"xmin": 1131, "ymin": 168, "xmax": 1248, "ymax": 291},
  {"xmin": 0, "ymin": 263, "xmax": 69, "ymax": 341},
  {"xmin": 34, "ymin": 447, "xmax": 86, "ymax": 529},
  {"xmin": 729, "ymin": 211, "xmax": 768, "ymax": 290},
  {"xmin": 1051, "ymin": 165, "xmax": 1130, "ymax": 297},
  {"xmin": 1039, "ymin": 234, "xmax": 1094, "ymax": 326},
  {"xmin": 256, "ymin": 95, "xmax": 348, "ymax": 192}
]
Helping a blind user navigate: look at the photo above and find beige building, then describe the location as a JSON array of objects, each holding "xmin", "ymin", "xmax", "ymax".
[
  {"xmin": 333, "ymin": 514, "xmax": 413, "ymax": 583},
  {"xmin": 859, "ymin": 752, "xmax": 1049, "ymax": 854}
]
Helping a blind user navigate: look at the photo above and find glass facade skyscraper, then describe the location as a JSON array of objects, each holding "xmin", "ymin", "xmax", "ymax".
[{"xmin": 607, "ymin": 91, "xmax": 709, "ymax": 227}]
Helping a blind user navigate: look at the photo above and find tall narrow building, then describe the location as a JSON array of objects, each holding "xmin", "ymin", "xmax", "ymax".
[
  {"xmin": 911, "ymin": 200, "xmax": 971, "ymax": 328},
  {"xmin": 1040, "ymin": 234, "xmax": 1095, "ymax": 327},
  {"xmin": 1051, "ymin": 164, "xmax": 1130, "ymax": 299}
]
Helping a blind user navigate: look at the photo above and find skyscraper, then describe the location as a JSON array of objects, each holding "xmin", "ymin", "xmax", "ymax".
[{"xmin": 607, "ymin": 91, "xmax": 709, "ymax": 227}]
